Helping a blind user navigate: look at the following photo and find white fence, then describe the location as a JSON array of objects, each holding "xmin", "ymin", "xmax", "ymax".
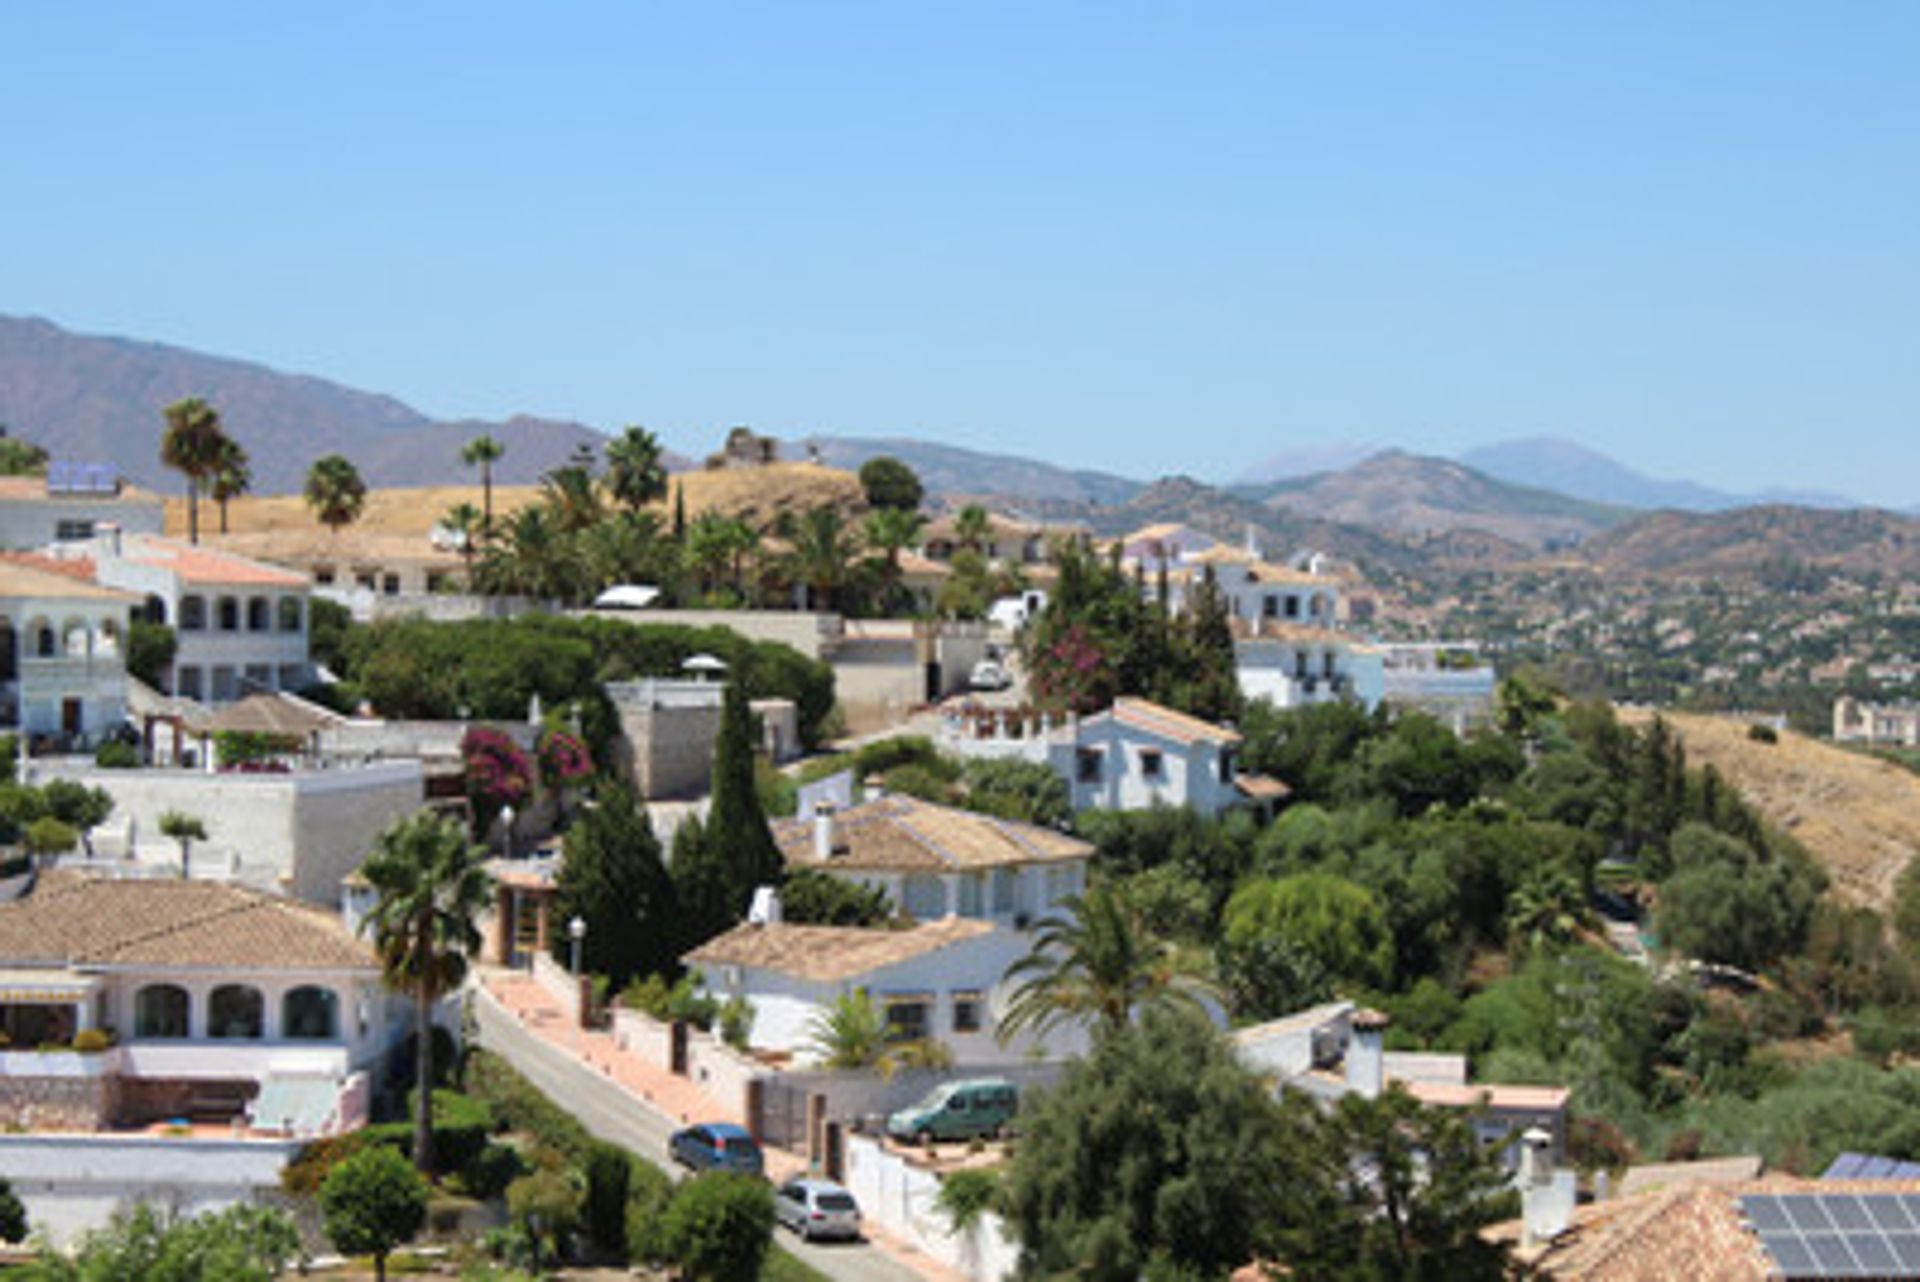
[{"xmin": 842, "ymin": 1134, "xmax": 1020, "ymax": 1282}]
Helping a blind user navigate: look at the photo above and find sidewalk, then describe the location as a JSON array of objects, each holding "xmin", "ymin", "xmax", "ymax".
[{"xmin": 475, "ymin": 968, "xmax": 969, "ymax": 1282}]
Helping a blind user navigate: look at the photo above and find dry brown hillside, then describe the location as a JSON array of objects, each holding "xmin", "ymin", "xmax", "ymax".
[
  {"xmin": 166, "ymin": 462, "xmax": 866, "ymax": 538},
  {"xmin": 1620, "ymin": 709, "xmax": 1920, "ymax": 911}
]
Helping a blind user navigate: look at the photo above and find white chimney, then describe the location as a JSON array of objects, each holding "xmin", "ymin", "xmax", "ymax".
[
  {"xmin": 1519, "ymin": 1126, "xmax": 1575, "ymax": 1251},
  {"xmin": 748, "ymin": 885, "xmax": 783, "ymax": 926},
  {"xmin": 813, "ymin": 802, "xmax": 836, "ymax": 860},
  {"xmin": 1346, "ymin": 1008, "xmax": 1388, "ymax": 1099}
]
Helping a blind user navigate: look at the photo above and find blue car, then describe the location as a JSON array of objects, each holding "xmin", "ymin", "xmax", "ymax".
[{"xmin": 669, "ymin": 1122, "xmax": 765, "ymax": 1176}]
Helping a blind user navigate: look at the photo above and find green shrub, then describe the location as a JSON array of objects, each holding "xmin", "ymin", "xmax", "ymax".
[
  {"xmin": 718, "ymin": 996, "xmax": 755, "ymax": 1051},
  {"xmin": 936, "ymin": 1168, "xmax": 1001, "ymax": 1233},
  {"xmin": 659, "ymin": 1171, "xmax": 775, "ymax": 1281},
  {"xmin": 583, "ymin": 1141, "xmax": 631, "ymax": 1258},
  {"xmin": 462, "ymin": 1051, "xmax": 594, "ymax": 1162},
  {"xmin": 1748, "ymin": 723, "xmax": 1779, "ymax": 744},
  {"xmin": 625, "ymin": 1159, "xmax": 676, "ymax": 1265},
  {"xmin": 71, "ymin": 1028, "xmax": 113, "ymax": 1053},
  {"xmin": 94, "ymin": 740, "xmax": 140, "ymax": 769},
  {"xmin": 507, "ymin": 1167, "xmax": 583, "ymax": 1270},
  {"xmin": 460, "ymin": 1140, "xmax": 528, "ymax": 1200}
]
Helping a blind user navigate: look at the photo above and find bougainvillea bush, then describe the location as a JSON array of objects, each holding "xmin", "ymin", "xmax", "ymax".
[
  {"xmin": 536, "ymin": 728, "xmax": 594, "ymax": 790},
  {"xmin": 463, "ymin": 727, "xmax": 535, "ymax": 834}
]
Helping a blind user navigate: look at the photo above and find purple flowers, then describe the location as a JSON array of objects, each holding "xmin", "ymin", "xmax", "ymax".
[
  {"xmin": 537, "ymin": 728, "xmax": 594, "ymax": 788},
  {"xmin": 462, "ymin": 727, "xmax": 535, "ymax": 812}
]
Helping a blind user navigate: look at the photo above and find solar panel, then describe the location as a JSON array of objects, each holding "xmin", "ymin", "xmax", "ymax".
[
  {"xmin": 1744, "ymin": 1193, "xmax": 1920, "ymax": 1278},
  {"xmin": 1823, "ymin": 1152, "xmax": 1920, "ymax": 1182}
]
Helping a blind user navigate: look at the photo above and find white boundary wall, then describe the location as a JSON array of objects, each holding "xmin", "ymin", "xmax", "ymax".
[{"xmin": 843, "ymin": 1134, "xmax": 1020, "ymax": 1281}]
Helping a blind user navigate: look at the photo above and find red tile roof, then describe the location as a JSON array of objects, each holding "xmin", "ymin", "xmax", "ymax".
[
  {"xmin": 1103, "ymin": 697, "xmax": 1241, "ymax": 746},
  {"xmin": 125, "ymin": 540, "xmax": 308, "ymax": 588}
]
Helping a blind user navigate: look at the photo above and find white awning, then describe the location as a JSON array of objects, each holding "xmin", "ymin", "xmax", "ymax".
[{"xmin": 0, "ymin": 969, "xmax": 94, "ymax": 1003}]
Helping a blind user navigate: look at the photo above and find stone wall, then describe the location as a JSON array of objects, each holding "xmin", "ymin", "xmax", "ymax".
[
  {"xmin": 605, "ymin": 682, "xmax": 723, "ymax": 800},
  {"xmin": 0, "ymin": 1075, "xmax": 115, "ymax": 1131}
]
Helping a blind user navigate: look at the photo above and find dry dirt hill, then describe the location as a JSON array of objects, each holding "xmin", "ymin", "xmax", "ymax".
[
  {"xmin": 1620, "ymin": 709, "xmax": 1920, "ymax": 911},
  {"xmin": 166, "ymin": 463, "xmax": 867, "ymax": 539}
]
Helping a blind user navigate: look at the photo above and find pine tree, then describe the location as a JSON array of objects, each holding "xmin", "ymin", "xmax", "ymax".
[{"xmin": 552, "ymin": 785, "xmax": 680, "ymax": 987}]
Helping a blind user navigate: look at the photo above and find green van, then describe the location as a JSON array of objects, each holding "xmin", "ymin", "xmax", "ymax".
[{"xmin": 886, "ymin": 1078, "xmax": 1019, "ymax": 1144}]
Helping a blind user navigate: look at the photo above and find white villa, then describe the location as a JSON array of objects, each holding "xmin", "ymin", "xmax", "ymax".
[
  {"xmin": 0, "ymin": 471, "xmax": 164, "ymax": 551},
  {"xmin": 942, "ymin": 696, "xmax": 1289, "ymax": 818},
  {"xmin": 0, "ymin": 871, "xmax": 395, "ymax": 1135},
  {"xmin": 0, "ymin": 557, "xmax": 138, "ymax": 744},
  {"xmin": 74, "ymin": 533, "xmax": 314, "ymax": 704},
  {"xmin": 684, "ymin": 795, "xmax": 1097, "ymax": 1064}
]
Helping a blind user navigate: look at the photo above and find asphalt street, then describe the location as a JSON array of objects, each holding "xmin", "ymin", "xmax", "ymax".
[{"xmin": 470, "ymin": 986, "xmax": 923, "ymax": 1282}]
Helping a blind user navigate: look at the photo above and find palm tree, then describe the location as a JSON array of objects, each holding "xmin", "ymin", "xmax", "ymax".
[
  {"xmin": 803, "ymin": 990, "xmax": 955, "ymax": 1079},
  {"xmin": 158, "ymin": 810, "xmax": 207, "ymax": 879},
  {"xmin": 605, "ymin": 426, "xmax": 669, "ymax": 513},
  {"xmin": 864, "ymin": 507, "xmax": 927, "ymax": 613},
  {"xmin": 539, "ymin": 463, "xmax": 604, "ymax": 535},
  {"xmin": 998, "ymin": 882, "xmax": 1219, "ymax": 1045},
  {"xmin": 359, "ymin": 811, "xmax": 491, "ymax": 1172},
  {"xmin": 578, "ymin": 510, "xmax": 674, "ymax": 597},
  {"xmin": 954, "ymin": 504, "xmax": 993, "ymax": 556},
  {"xmin": 778, "ymin": 505, "xmax": 862, "ymax": 612},
  {"xmin": 461, "ymin": 434, "xmax": 505, "ymax": 540},
  {"xmin": 208, "ymin": 437, "xmax": 252, "ymax": 535},
  {"xmin": 440, "ymin": 502, "xmax": 484, "ymax": 577},
  {"xmin": 305, "ymin": 455, "xmax": 368, "ymax": 535},
  {"xmin": 160, "ymin": 398, "xmax": 228, "ymax": 545},
  {"xmin": 686, "ymin": 513, "xmax": 735, "ymax": 598},
  {"xmin": 479, "ymin": 504, "xmax": 576, "ymax": 602}
]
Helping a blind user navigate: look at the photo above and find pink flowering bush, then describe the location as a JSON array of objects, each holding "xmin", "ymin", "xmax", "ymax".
[
  {"xmin": 536, "ymin": 728, "xmax": 594, "ymax": 790},
  {"xmin": 1027, "ymin": 622, "xmax": 1116, "ymax": 715},
  {"xmin": 462, "ymin": 727, "xmax": 535, "ymax": 829}
]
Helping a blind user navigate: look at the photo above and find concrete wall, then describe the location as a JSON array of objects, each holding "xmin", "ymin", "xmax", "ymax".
[
  {"xmin": 577, "ymin": 608, "xmax": 843, "ymax": 659},
  {"xmin": 605, "ymin": 680, "xmax": 723, "ymax": 800},
  {"xmin": 39, "ymin": 761, "xmax": 425, "ymax": 903},
  {"xmin": 842, "ymin": 1134, "xmax": 1021, "ymax": 1282},
  {"xmin": 768, "ymin": 1062, "xmax": 1064, "ymax": 1132},
  {"xmin": 0, "ymin": 1133, "xmax": 300, "ymax": 1247}
]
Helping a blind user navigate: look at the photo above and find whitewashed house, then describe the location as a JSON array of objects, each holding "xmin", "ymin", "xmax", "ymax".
[
  {"xmin": 941, "ymin": 696, "xmax": 1288, "ymax": 818},
  {"xmin": 0, "ymin": 470, "xmax": 164, "ymax": 551},
  {"xmin": 684, "ymin": 795, "xmax": 1098, "ymax": 1063},
  {"xmin": 0, "ymin": 557, "xmax": 138, "ymax": 743},
  {"xmin": 0, "ymin": 871, "xmax": 397, "ymax": 1134},
  {"xmin": 62, "ymin": 533, "xmax": 313, "ymax": 705}
]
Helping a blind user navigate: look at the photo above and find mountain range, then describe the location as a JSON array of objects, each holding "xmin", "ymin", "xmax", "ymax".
[
  {"xmin": 0, "ymin": 313, "xmax": 1906, "ymax": 575},
  {"xmin": 0, "ymin": 315, "xmax": 615, "ymax": 494}
]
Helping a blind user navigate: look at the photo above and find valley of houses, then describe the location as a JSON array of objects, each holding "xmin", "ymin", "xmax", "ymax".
[{"xmin": 0, "ymin": 453, "xmax": 1841, "ymax": 1281}]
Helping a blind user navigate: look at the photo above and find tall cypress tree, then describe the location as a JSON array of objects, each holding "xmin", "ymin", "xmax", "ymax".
[
  {"xmin": 672, "ymin": 683, "xmax": 784, "ymax": 946},
  {"xmin": 552, "ymin": 785, "xmax": 679, "ymax": 987}
]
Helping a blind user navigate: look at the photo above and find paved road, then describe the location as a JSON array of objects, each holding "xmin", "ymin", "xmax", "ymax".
[{"xmin": 471, "ymin": 987, "xmax": 922, "ymax": 1282}]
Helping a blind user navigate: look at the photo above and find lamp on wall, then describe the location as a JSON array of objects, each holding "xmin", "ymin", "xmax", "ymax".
[{"xmin": 568, "ymin": 915, "xmax": 587, "ymax": 976}]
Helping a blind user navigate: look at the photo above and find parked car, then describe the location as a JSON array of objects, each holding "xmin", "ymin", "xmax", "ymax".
[
  {"xmin": 886, "ymin": 1078, "xmax": 1019, "ymax": 1145},
  {"xmin": 668, "ymin": 1122, "xmax": 765, "ymax": 1175},
  {"xmin": 969, "ymin": 659, "xmax": 1012, "ymax": 691},
  {"xmin": 774, "ymin": 1177, "xmax": 863, "ymax": 1242}
]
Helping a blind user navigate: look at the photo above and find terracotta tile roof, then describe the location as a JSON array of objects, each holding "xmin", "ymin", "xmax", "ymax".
[
  {"xmin": 0, "ymin": 556, "xmax": 138, "ymax": 603},
  {"xmin": 121, "ymin": 537, "xmax": 308, "ymax": 588},
  {"xmin": 1120, "ymin": 522, "xmax": 1201, "ymax": 546},
  {"xmin": 684, "ymin": 917, "xmax": 996, "ymax": 983},
  {"xmin": 1404, "ymin": 1081, "xmax": 1570, "ymax": 1111},
  {"xmin": 1229, "ymin": 620, "xmax": 1349, "ymax": 645},
  {"xmin": 1102, "ymin": 697, "xmax": 1241, "ymax": 746},
  {"xmin": 0, "ymin": 871, "xmax": 375, "ymax": 972},
  {"xmin": 1495, "ymin": 1175, "xmax": 1920, "ymax": 1280},
  {"xmin": 1234, "ymin": 774, "xmax": 1292, "ymax": 801},
  {"xmin": 206, "ymin": 530, "xmax": 463, "ymax": 568},
  {"xmin": 774, "ymin": 795, "xmax": 1093, "ymax": 873}
]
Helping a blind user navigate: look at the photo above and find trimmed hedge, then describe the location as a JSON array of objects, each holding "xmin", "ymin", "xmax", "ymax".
[{"xmin": 463, "ymin": 1049, "xmax": 594, "ymax": 1162}]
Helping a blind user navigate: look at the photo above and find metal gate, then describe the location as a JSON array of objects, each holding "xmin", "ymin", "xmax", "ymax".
[{"xmin": 757, "ymin": 1080, "xmax": 810, "ymax": 1151}]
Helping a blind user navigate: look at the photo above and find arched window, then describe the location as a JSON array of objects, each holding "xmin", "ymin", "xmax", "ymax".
[
  {"xmin": 902, "ymin": 874, "xmax": 946, "ymax": 921},
  {"xmin": 216, "ymin": 597, "xmax": 240, "ymax": 632},
  {"xmin": 277, "ymin": 597, "xmax": 303, "ymax": 633},
  {"xmin": 143, "ymin": 595, "xmax": 168, "ymax": 626},
  {"xmin": 34, "ymin": 625, "xmax": 55, "ymax": 658},
  {"xmin": 97, "ymin": 619, "xmax": 121, "ymax": 656},
  {"xmin": 62, "ymin": 619, "xmax": 88, "ymax": 657},
  {"xmin": 208, "ymin": 984, "xmax": 264, "ymax": 1038},
  {"xmin": 246, "ymin": 597, "xmax": 270, "ymax": 632},
  {"xmin": 281, "ymin": 986, "xmax": 338, "ymax": 1040},
  {"xmin": 179, "ymin": 596, "xmax": 206, "ymax": 631},
  {"xmin": 134, "ymin": 983, "xmax": 190, "ymax": 1038}
]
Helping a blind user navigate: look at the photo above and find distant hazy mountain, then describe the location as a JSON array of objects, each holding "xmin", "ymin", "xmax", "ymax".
[
  {"xmin": 1235, "ymin": 442, "xmax": 1384, "ymax": 485},
  {"xmin": 1458, "ymin": 436, "xmax": 1857, "ymax": 512},
  {"xmin": 1582, "ymin": 505, "xmax": 1920, "ymax": 579},
  {"xmin": 794, "ymin": 435, "xmax": 1143, "ymax": 509},
  {"xmin": 0, "ymin": 315, "xmax": 621, "ymax": 493},
  {"xmin": 1250, "ymin": 450, "xmax": 1632, "ymax": 549}
]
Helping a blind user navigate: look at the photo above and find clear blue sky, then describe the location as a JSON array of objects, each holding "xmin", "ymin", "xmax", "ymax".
[{"xmin": 3, "ymin": 3, "xmax": 1916, "ymax": 503}]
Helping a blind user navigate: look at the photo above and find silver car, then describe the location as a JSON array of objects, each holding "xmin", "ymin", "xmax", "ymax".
[{"xmin": 774, "ymin": 1176, "xmax": 863, "ymax": 1242}]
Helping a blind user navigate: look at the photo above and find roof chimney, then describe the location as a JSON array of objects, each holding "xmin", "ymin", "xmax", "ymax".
[
  {"xmin": 748, "ymin": 885, "xmax": 783, "ymax": 927},
  {"xmin": 1347, "ymin": 1008, "xmax": 1389, "ymax": 1099},
  {"xmin": 1519, "ymin": 1126, "xmax": 1574, "ymax": 1251},
  {"xmin": 813, "ymin": 802, "xmax": 837, "ymax": 861}
]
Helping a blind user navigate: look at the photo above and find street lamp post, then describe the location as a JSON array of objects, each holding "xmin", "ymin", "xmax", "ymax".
[
  {"xmin": 500, "ymin": 804, "xmax": 515, "ymax": 860},
  {"xmin": 569, "ymin": 915, "xmax": 587, "ymax": 976}
]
